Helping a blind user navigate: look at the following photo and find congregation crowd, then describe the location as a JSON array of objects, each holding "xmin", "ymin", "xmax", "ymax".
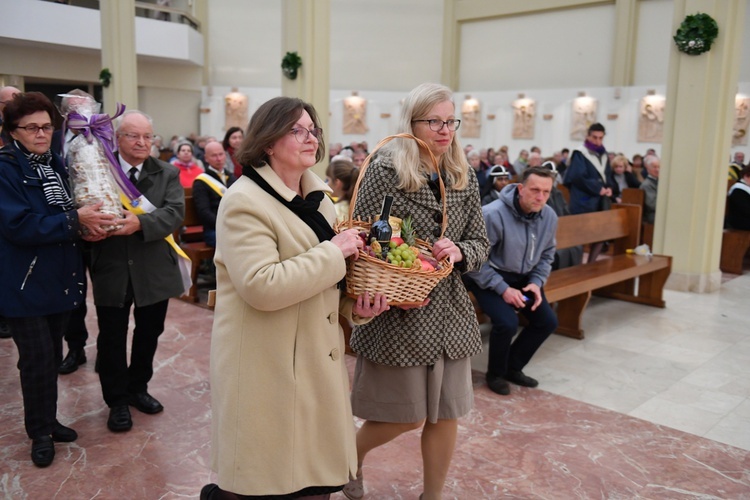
[{"xmin": 1, "ymin": 82, "xmax": 748, "ymax": 500}]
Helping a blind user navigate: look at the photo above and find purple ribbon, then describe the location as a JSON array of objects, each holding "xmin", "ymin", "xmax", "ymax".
[{"xmin": 64, "ymin": 103, "xmax": 141, "ymax": 203}]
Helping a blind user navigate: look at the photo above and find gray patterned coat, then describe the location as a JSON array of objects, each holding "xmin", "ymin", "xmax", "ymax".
[{"xmin": 351, "ymin": 152, "xmax": 490, "ymax": 366}]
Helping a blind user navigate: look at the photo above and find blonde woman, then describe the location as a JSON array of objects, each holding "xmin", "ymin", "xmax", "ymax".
[{"xmin": 345, "ymin": 83, "xmax": 489, "ymax": 500}]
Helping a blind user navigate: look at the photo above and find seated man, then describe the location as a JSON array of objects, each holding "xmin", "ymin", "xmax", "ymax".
[
  {"xmin": 192, "ymin": 141, "xmax": 235, "ymax": 247},
  {"xmin": 639, "ymin": 155, "xmax": 660, "ymax": 224},
  {"xmin": 481, "ymin": 165, "xmax": 511, "ymax": 205},
  {"xmin": 464, "ymin": 167, "xmax": 559, "ymax": 396},
  {"xmin": 728, "ymin": 152, "xmax": 745, "ymax": 182},
  {"xmin": 725, "ymin": 165, "xmax": 750, "ymax": 230}
]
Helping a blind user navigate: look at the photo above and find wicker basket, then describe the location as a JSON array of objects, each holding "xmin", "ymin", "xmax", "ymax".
[{"xmin": 335, "ymin": 134, "xmax": 453, "ymax": 306}]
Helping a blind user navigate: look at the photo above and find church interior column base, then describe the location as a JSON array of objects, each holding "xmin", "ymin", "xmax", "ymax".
[{"xmin": 665, "ymin": 271, "xmax": 722, "ymax": 293}]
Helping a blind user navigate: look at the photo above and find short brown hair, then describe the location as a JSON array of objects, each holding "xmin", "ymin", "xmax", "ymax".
[
  {"xmin": 236, "ymin": 97, "xmax": 325, "ymax": 170},
  {"xmin": 522, "ymin": 166, "xmax": 556, "ymax": 184},
  {"xmin": 1, "ymin": 92, "xmax": 56, "ymax": 132}
]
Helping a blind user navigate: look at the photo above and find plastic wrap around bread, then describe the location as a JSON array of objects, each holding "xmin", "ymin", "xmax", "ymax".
[{"xmin": 59, "ymin": 90, "xmax": 123, "ymax": 232}]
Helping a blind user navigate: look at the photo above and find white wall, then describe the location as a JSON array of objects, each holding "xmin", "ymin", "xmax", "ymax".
[
  {"xmin": 329, "ymin": 0, "xmax": 443, "ymax": 91},
  {"xmin": 458, "ymin": 4, "xmax": 616, "ymax": 90},
  {"xmin": 140, "ymin": 87, "xmax": 201, "ymax": 141},
  {"xmin": 206, "ymin": 0, "xmax": 282, "ymax": 88},
  {"xmin": 206, "ymin": 0, "xmax": 443, "ymax": 91},
  {"xmin": 633, "ymin": 0, "xmax": 673, "ymax": 86}
]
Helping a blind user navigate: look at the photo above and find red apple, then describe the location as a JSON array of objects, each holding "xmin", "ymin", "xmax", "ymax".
[{"xmin": 390, "ymin": 236, "xmax": 404, "ymax": 246}]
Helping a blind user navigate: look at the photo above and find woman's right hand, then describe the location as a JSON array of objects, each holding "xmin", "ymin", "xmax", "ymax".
[
  {"xmin": 77, "ymin": 202, "xmax": 116, "ymax": 239},
  {"xmin": 331, "ymin": 228, "xmax": 363, "ymax": 259}
]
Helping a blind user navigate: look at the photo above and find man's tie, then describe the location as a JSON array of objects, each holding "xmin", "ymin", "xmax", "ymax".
[{"xmin": 128, "ymin": 167, "xmax": 138, "ymax": 184}]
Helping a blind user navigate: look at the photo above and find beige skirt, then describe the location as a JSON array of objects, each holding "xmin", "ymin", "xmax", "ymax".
[{"xmin": 350, "ymin": 354, "xmax": 473, "ymax": 424}]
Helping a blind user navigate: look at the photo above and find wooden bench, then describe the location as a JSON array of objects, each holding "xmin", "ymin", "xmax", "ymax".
[
  {"xmin": 621, "ymin": 187, "xmax": 653, "ymax": 247},
  {"xmin": 175, "ymin": 194, "xmax": 215, "ymax": 303},
  {"xmin": 719, "ymin": 229, "xmax": 750, "ymax": 274},
  {"xmin": 471, "ymin": 204, "xmax": 672, "ymax": 340},
  {"xmin": 546, "ymin": 204, "xmax": 671, "ymax": 338}
]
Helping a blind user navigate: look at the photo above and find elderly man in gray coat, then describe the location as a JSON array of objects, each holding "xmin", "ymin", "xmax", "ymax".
[{"xmin": 90, "ymin": 110, "xmax": 185, "ymax": 432}]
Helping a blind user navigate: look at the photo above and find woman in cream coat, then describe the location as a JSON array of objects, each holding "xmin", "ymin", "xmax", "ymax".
[{"xmin": 201, "ymin": 97, "xmax": 387, "ymax": 500}]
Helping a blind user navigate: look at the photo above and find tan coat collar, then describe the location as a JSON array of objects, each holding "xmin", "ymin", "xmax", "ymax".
[{"xmin": 256, "ymin": 163, "xmax": 332, "ymax": 201}]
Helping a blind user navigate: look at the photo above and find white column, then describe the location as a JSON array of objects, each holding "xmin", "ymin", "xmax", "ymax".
[
  {"xmin": 281, "ymin": 0, "xmax": 330, "ymax": 178},
  {"xmin": 100, "ymin": 0, "xmax": 138, "ymax": 114},
  {"xmin": 657, "ymin": 0, "xmax": 746, "ymax": 292}
]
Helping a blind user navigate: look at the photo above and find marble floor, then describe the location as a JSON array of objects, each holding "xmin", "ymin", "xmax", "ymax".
[{"xmin": 1, "ymin": 273, "xmax": 749, "ymax": 499}]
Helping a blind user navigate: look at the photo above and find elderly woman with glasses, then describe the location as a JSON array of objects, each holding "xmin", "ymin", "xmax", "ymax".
[
  {"xmin": 0, "ymin": 91, "xmax": 114, "ymax": 467},
  {"xmin": 170, "ymin": 139, "xmax": 205, "ymax": 188},
  {"xmin": 344, "ymin": 83, "xmax": 489, "ymax": 500},
  {"xmin": 201, "ymin": 96, "xmax": 388, "ymax": 500}
]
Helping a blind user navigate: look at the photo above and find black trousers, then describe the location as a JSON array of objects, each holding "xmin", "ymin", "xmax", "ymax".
[
  {"xmin": 64, "ymin": 245, "xmax": 91, "ymax": 351},
  {"xmin": 8, "ymin": 312, "xmax": 70, "ymax": 439},
  {"xmin": 465, "ymin": 273, "xmax": 558, "ymax": 379},
  {"xmin": 96, "ymin": 296, "xmax": 169, "ymax": 407}
]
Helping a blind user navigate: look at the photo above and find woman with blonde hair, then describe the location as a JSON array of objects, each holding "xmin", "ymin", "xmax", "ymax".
[
  {"xmin": 611, "ymin": 154, "xmax": 641, "ymax": 202},
  {"xmin": 344, "ymin": 83, "xmax": 489, "ymax": 500}
]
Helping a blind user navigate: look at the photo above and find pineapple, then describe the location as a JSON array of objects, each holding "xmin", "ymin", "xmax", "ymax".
[{"xmin": 401, "ymin": 215, "xmax": 416, "ymax": 246}]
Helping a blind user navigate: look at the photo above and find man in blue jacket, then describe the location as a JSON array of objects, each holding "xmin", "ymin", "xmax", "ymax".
[{"xmin": 465, "ymin": 167, "xmax": 559, "ymax": 396}]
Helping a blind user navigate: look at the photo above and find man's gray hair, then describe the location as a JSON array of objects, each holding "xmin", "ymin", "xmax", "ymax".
[
  {"xmin": 114, "ymin": 110, "xmax": 154, "ymax": 133},
  {"xmin": 644, "ymin": 154, "xmax": 659, "ymax": 168}
]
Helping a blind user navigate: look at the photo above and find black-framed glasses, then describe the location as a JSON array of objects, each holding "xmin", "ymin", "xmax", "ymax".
[
  {"xmin": 290, "ymin": 127, "xmax": 323, "ymax": 143},
  {"xmin": 16, "ymin": 124, "xmax": 55, "ymax": 134},
  {"xmin": 412, "ymin": 119, "xmax": 461, "ymax": 132}
]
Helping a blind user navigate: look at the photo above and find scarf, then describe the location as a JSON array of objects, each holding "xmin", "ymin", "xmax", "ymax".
[
  {"xmin": 16, "ymin": 141, "xmax": 74, "ymax": 211},
  {"xmin": 584, "ymin": 140, "xmax": 606, "ymax": 156},
  {"xmin": 173, "ymin": 160, "xmax": 200, "ymax": 171},
  {"xmin": 243, "ymin": 166, "xmax": 335, "ymax": 243}
]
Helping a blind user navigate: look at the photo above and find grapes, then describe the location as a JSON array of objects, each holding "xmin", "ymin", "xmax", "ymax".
[{"xmin": 386, "ymin": 244, "xmax": 418, "ymax": 268}]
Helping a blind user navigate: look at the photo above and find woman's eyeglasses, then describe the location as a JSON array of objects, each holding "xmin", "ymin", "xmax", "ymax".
[
  {"xmin": 290, "ymin": 127, "xmax": 323, "ymax": 143},
  {"xmin": 411, "ymin": 119, "xmax": 461, "ymax": 132},
  {"xmin": 16, "ymin": 124, "xmax": 55, "ymax": 135}
]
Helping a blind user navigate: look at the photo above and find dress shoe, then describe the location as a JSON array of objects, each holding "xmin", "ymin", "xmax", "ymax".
[
  {"xmin": 107, "ymin": 405, "xmax": 133, "ymax": 432},
  {"xmin": 31, "ymin": 436, "xmax": 55, "ymax": 467},
  {"xmin": 486, "ymin": 374, "xmax": 511, "ymax": 396},
  {"xmin": 129, "ymin": 392, "xmax": 164, "ymax": 414},
  {"xmin": 51, "ymin": 421, "xmax": 78, "ymax": 442},
  {"xmin": 199, "ymin": 483, "xmax": 220, "ymax": 500},
  {"xmin": 505, "ymin": 369, "xmax": 539, "ymax": 388},
  {"xmin": 59, "ymin": 348, "xmax": 86, "ymax": 374}
]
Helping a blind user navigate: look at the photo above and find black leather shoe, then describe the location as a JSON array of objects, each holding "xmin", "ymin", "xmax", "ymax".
[
  {"xmin": 31, "ymin": 436, "xmax": 55, "ymax": 467},
  {"xmin": 505, "ymin": 369, "xmax": 539, "ymax": 388},
  {"xmin": 51, "ymin": 421, "xmax": 78, "ymax": 442},
  {"xmin": 59, "ymin": 348, "xmax": 87, "ymax": 374},
  {"xmin": 107, "ymin": 405, "xmax": 133, "ymax": 432},
  {"xmin": 200, "ymin": 483, "xmax": 220, "ymax": 500},
  {"xmin": 129, "ymin": 392, "xmax": 164, "ymax": 414},
  {"xmin": 486, "ymin": 375, "xmax": 511, "ymax": 396}
]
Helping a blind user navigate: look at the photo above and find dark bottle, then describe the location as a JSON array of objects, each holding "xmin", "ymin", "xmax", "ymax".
[{"xmin": 369, "ymin": 195, "xmax": 393, "ymax": 259}]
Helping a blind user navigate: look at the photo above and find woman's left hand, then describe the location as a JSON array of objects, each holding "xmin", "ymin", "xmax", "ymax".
[
  {"xmin": 353, "ymin": 291, "xmax": 390, "ymax": 318},
  {"xmin": 432, "ymin": 237, "xmax": 463, "ymax": 263}
]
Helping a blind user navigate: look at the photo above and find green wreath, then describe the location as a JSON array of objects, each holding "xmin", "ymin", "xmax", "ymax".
[
  {"xmin": 281, "ymin": 52, "xmax": 302, "ymax": 80},
  {"xmin": 673, "ymin": 13, "xmax": 718, "ymax": 55}
]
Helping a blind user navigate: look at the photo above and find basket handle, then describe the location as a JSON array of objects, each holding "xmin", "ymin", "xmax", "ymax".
[{"xmin": 347, "ymin": 133, "xmax": 448, "ymax": 238}]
